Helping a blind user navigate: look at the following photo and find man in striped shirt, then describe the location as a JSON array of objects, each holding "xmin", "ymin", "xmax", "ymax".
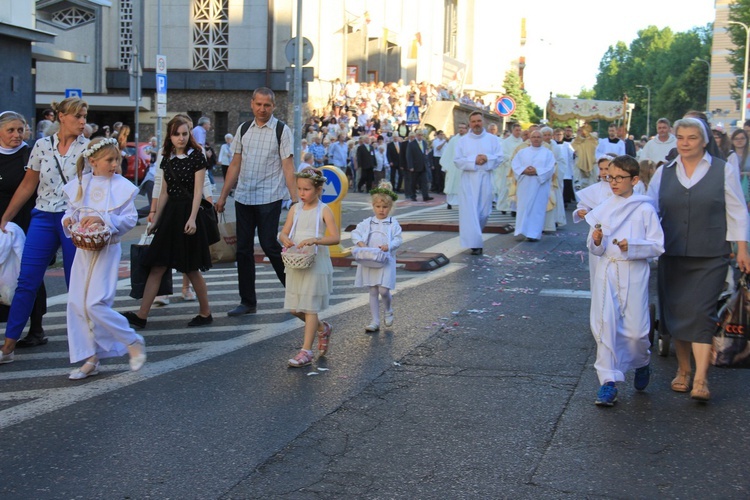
[{"xmin": 216, "ymin": 88, "xmax": 297, "ymax": 316}]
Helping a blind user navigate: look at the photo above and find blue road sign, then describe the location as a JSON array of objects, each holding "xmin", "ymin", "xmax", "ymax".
[
  {"xmin": 156, "ymin": 74, "xmax": 167, "ymax": 94},
  {"xmin": 405, "ymin": 105, "xmax": 420, "ymax": 125},
  {"xmin": 495, "ymin": 96, "xmax": 516, "ymax": 116},
  {"xmin": 321, "ymin": 169, "xmax": 343, "ymax": 204},
  {"xmin": 65, "ymin": 89, "xmax": 82, "ymax": 99}
]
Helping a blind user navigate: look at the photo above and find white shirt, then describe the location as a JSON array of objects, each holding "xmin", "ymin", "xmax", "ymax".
[
  {"xmin": 229, "ymin": 115, "xmax": 294, "ymax": 205},
  {"xmin": 432, "ymin": 137, "xmax": 447, "ymax": 158},
  {"xmin": 641, "ymin": 134, "xmax": 676, "ymax": 165},
  {"xmin": 27, "ymin": 134, "xmax": 89, "ymax": 213},
  {"xmin": 647, "ymin": 152, "xmax": 748, "ymax": 242}
]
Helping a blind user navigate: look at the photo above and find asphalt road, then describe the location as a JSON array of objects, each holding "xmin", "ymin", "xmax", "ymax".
[{"xmin": 2, "ymin": 187, "xmax": 750, "ymax": 499}]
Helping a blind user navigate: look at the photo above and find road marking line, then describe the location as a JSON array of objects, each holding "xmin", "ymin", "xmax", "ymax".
[
  {"xmin": 0, "ymin": 262, "xmax": 465, "ymax": 430},
  {"xmin": 538, "ymin": 289, "xmax": 591, "ymax": 299}
]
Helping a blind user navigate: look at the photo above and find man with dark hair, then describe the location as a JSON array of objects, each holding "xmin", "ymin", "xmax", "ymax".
[
  {"xmin": 36, "ymin": 109, "xmax": 54, "ymax": 139},
  {"xmin": 431, "ymin": 130, "xmax": 447, "ymax": 193},
  {"xmin": 216, "ymin": 87, "xmax": 297, "ymax": 316},
  {"xmin": 387, "ymin": 135, "xmax": 404, "ymax": 191},
  {"xmin": 356, "ymin": 135, "xmax": 376, "ymax": 192},
  {"xmin": 406, "ymin": 129, "xmax": 433, "ymax": 202},
  {"xmin": 455, "ymin": 112, "xmax": 502, "ymax": 253}
]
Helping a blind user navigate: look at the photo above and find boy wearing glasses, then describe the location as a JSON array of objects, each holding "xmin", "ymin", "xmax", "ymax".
[{"xmin": 584, "ymin": 155, "xmax": 665, "ymax": 406}]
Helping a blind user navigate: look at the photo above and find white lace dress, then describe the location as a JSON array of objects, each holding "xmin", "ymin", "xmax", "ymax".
[{"xmin": 283, "ymin": 203, "xmax": 333, "ymax": 313}]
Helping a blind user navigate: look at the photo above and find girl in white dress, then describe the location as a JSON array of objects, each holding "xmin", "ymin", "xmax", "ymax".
[
  {"xmin": 351, "ymin": 181, "xmax": 403, "ymax": 332},
  {"xmin": 62, "ymin": 137, "xmax": 146, "ymax": 380},
  {"xmin": 279, "ymin": 168, "xmax": 340, "ymax": 368}
]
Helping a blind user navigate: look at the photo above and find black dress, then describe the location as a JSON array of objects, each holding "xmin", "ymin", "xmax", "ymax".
[
  {"xmin": 144, "ymin": 148, "xmax": 212, "ymax": 273},
  {"xmin": 0, "ymin": 146, "xmax": 47, "ymax": 325}
]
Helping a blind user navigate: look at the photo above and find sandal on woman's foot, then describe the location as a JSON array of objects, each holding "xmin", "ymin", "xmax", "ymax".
[
  {"xmin": 691, "ymin": 380, "xmax": 711, "ymax": 401},
  {"xmin": 317, "ymin": 322, "xmax": 332, "ymax": 356},
  {"xmin": 288, "ymin": 349, "xmax": 314, "ymax": 368},
  {"xmin": 69, "ymin": 361, "xmax": 100, "ymax": 380},
  {"xmin": 671, "ymin": 371, "xmax": 692, "ymax": 393},
  {"xmin": 128, "ymin": 340, "xmax": 147, "ymax": 371}
]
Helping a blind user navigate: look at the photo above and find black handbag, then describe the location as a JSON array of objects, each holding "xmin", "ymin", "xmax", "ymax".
[
  {"xmin": 198, "ymin": 198, "xmax": 220, "ymax": 245},
  {"xmin": 713, "ymin": 273, "xmax": 750, "ymax": 368},
  {"xmin": 129, "ymin": 243, "xmax": 173, "ymax": 299}
]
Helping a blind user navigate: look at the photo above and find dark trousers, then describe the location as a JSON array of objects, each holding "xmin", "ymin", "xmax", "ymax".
[
  {"xmin": 5, "ymin": 210, "xmax": 74, "ymax": 340},
  {"xmin": 413, "ymin": 169, "xmax": 430, "ymax": 200},
  {"xmin": 389, "ymin": 166, "xmax": 403, "ymax": 190},
  {"xmin": 431, "ymin": 156, "xmax": 444, "ymax": 193},
  {"xmin": 404, "ymin": 169, "xmax": 414, "ymax": 199},
  {"xmin": 358, "ymin": 168, "xmax": 374, "ymax": 192},
  {"xmin": 563, "ymin": 179, "xmax": 575, "ymax": 205},
  {"xmin": 235, "ymin": 200, "xmax": 285, "ymax": 307}
]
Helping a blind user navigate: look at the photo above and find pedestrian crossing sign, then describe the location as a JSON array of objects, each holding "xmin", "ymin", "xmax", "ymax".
[{"xmin": 406, "ymin": 105, "xmax": 420, "ymax": 125}]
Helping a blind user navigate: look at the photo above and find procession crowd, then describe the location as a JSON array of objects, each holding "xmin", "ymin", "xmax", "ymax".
[{"xmin": 1, "ymin": 81, "xmax": 749, "ymax": 409}]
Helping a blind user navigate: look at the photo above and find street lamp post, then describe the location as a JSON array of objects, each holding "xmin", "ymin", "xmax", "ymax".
[
  {"xmin": 695, "ymin": 57, "xmax": 711, "ymax": 112},
  {"xmin": 729, "ymin": 21, "xmax": 750, "ymax": 124},
  {"xmin": 636, "ymin": 84, "xmax": 651, "ymax": 138}
]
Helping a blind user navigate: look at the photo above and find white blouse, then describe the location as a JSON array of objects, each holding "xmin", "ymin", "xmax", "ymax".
[{"xmin": 27, "ymin": 134, "xmax": 89, "ymax": 213}]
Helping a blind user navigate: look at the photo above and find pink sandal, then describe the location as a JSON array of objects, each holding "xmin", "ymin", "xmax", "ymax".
[
  {"xmin": 288, "ymin": 349, "xmax": 314, "ymax": 368},
  {"xmin": 318, "ymin": 322, "xmax": 332, "ymax": 355}
]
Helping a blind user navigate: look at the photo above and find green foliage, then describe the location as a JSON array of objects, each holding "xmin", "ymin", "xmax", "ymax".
[
  {"xmin": 593, "ymin": 24, "xmax": 712, "ymax": 137},
  {"xmin": 502, "ymin": 70, "xmax": 542, "ymax": 125}
]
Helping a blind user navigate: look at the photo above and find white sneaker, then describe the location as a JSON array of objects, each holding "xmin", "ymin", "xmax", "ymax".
[
  {"xmin": 0, "ymin": 351, "xmax": 15, "ymax": 364},
  {"xmin": 182, "ymin": 286, "xmax": 197, "ymax": 301},
  {"xmin": 384, "ymin": 311, "xmax": 394, "ymax": 327},
  {"xmin": 365, "ymin": 323, "xmax": 380, "ymax": 332},
  {"xmin": 153, "ymin": 296, "xmax": 170, "ymax": 306}
]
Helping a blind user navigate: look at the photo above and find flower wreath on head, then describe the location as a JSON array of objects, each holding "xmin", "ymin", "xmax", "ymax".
[
  {"xmin": 82, "ymin": 138, "xmax": 119, "ymax": 158},
  {"xmin": 295, "ymin": 167, "xmax": 326, "ymax": 184},
  {"xmin": 369, "ymin": 187, "xmax": 398, "ymax": 201}
]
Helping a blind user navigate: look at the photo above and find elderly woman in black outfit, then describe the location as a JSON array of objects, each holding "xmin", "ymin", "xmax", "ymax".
[
  {"xmin": 0, "ymin": 112, "xmax": 47, "ymax": 348},
  {"xmin": 648, "ymin": 117, "xmax": 750, "ymax": 402}
]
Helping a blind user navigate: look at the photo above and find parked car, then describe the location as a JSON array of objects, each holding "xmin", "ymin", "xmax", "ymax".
[{"xmin": 123, "ymin": 142, "xmax": 151, "ymax": 183}]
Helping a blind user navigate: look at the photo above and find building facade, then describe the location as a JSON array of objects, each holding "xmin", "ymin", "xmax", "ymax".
[{"xmin": 7, "ymin": 0, "xmax": 525, "ymax": 142}]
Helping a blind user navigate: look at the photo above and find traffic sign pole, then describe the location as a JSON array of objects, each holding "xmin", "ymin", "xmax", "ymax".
[{"xmin": 319, "ymin": 165, "xmax": 350, "ymax": 257}]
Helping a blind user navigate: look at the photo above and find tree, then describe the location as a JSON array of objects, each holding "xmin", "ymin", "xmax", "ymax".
[
  {"xmin": 593, "ymin": 25, "xmax": 711, "ymax": 137},
  {"xmin": 502, "ymin": 70, "xmax": 541, "ymax": 125}
]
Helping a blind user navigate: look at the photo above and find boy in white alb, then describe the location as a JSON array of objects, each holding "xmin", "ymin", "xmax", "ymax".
[{"xmin": 585, "ymin": 155, "xmax": 664, "ymax": 406}]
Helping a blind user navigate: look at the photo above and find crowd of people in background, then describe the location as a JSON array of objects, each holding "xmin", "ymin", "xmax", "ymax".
[{"xmin": 5, "ymin": 84, "xmax": 750, "ymax": 400}]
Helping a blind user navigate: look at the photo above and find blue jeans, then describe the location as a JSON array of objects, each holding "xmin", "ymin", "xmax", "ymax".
[
  {"xmin": 5, "ymin": 210, "xmax": 76, "ymax": 340},
  {"xmin": 235, "ymin": 200, "xmax": 285, "ymax": 306}
]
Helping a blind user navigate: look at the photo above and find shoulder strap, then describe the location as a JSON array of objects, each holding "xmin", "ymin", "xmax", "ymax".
[
  {"xmin": 49, "ymin": 136, "xmax": 68, "ymax": 185},
  {"xmin": 276, "ymin": 120, "xmax": 285, "ymax": 149},
  {"xmin": 240, "ymin": 121, "xmax": 251, "ymax": 140},
  {"xmin": 240, "ymin": 119, "xmax": 284, "ymax": 153}
]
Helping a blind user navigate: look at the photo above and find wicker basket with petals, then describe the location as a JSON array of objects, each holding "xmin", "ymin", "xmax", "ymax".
[
  {"xmin": 282, "ymin": 246, "xmax": 316, "ymax": 269},
  {"xmin": 69, "ymin": 207, "xmax": 111, "ymax": 251}
]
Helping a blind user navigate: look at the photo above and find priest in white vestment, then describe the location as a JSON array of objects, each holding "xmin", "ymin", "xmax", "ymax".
[
  {"xmin": 440, "ymin": 122, "xmax": 468, "ymax": 208},
  {"xmin": 595, "ymin": 124, "xmax": 627, "ymax": 159},
  {"xmin": 512, "ymin": 130, "xmax": 555, "ymax": 241},
  {"xmin": 496, "ymin": 123, "xmax": 524, "ymax": 211},
  {"xmin": 454, "ymin": 112, "xmax": 503, "ymax": 254}
]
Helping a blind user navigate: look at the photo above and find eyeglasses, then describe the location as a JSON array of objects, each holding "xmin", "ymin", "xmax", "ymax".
[{"xmin": 604, "ymin": 175, "xmax": 632, "ymax": 183}]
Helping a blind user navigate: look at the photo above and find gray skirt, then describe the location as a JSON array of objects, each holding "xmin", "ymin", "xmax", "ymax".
[{"xmin": 657, "ymin": 255, "xmax": 729, "ymax": 344}]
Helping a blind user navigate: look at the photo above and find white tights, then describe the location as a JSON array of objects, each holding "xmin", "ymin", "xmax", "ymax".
[{"xmin": 369, "ymin": 285, "xmax": 392, "ymax": 325}]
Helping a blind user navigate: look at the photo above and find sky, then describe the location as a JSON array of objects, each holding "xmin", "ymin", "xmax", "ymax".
[{"xmin": 521, "ymin": 0, "xmax": 716, "ymax": 107}]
